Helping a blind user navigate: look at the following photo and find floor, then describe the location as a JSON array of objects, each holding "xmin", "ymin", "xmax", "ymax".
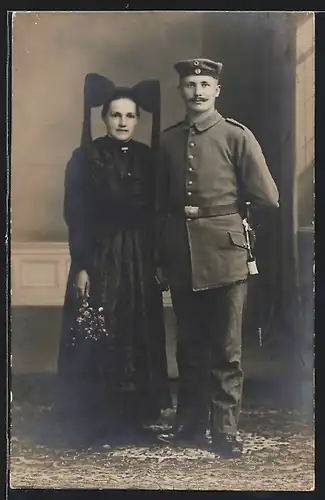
[{"xmin": 9, "ymin": 384, "xmax": 314, "ymax": 491}]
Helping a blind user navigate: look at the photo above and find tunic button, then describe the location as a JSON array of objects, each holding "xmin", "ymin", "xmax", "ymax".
[
  {"xmin": 188, "ymin": 192, "xmax": 192, "ymax": 196},
  {"xmin": 188, "ymin": 154, "xmax": 194, "ymax": 160},
  {"xmin": 189, "ymin": 167, "xmax": 193, "ymax": 171},
  {"xmin": 188, "ymin": 180, "xmax": 193, "ymax": 185},
  {"xmin": 189, "ymin": 142, "xmax": 196, "ymax": 147}
]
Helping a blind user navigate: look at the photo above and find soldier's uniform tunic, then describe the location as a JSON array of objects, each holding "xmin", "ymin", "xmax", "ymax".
[{"xmin": 156, "ymin": 108, "xmax": 279, "ymax": 437}]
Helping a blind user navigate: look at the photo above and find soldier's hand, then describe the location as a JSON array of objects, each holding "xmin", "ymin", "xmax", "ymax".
[
  {"xmin": 155, "ymin": 267, "xmax": 169, "ymax": 292},
  {"xmin": 75, "ymin": 270, "xmax": 90, "ymax": 298}
]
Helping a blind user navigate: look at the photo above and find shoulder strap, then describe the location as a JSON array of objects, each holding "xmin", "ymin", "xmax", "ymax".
[{"xmin": 225, "ymin": 117, "xmax": 246, "ymax": 131}]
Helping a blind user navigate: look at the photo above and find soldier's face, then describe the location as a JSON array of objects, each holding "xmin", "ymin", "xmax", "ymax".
[
  {"xmin": 179, "ymin": 75, "xmax": 220, "ymax": 113},
  {"xmin": 102, "ymin": 98, "xmax": 138, "ymax": 141}
]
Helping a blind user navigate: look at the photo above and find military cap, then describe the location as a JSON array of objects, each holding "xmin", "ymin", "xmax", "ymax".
[{"xmin": 174, "ymin": 58, "xmax": 223, "ymax": 79}]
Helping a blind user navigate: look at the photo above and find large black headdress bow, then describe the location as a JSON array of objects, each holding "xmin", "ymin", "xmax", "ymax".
[{"xmin": 81, "ymin": 73, "xmax": 161, "ymax": 151}]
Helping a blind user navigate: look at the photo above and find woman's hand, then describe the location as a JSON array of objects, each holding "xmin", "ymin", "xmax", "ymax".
[{"xmin": 75, "ymin": 270, "xmax": 90, "ymax": 298}]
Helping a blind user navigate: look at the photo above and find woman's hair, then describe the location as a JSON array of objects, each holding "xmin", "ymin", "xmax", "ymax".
[{"xmin": 101, "ymin": 88, "xmax": 141, "ymax": 119}]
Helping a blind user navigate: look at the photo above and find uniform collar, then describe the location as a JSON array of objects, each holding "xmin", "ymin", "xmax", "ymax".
[{"xmin": 184, "ymin": 109, "xmax": 223, "ymax": 132}]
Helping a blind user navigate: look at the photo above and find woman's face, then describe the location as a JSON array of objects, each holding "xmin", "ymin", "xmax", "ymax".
[{"xmin": 102, "ymin": 98, "xmax": 138, "ymax": 141}]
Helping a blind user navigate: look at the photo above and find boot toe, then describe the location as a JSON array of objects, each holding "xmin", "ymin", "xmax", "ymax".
[{"xmin": 212, "ymin": 433, "xmax": 243, "ymax": 459}]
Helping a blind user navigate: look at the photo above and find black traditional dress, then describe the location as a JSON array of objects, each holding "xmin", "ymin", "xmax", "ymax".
[{"xmin": 56, "ymin": 135, "xmax": 172, "ymax": 443}]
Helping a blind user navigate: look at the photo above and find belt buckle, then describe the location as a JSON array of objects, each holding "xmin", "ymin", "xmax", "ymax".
[{"xmin": 184, "ymin": 205, "xmax": 199, "ymax": 218}]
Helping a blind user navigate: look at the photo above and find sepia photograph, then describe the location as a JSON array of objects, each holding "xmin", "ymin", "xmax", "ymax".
[{"xmin": 9, "ymin": 10, "xmax": 314, "ymax": 491}]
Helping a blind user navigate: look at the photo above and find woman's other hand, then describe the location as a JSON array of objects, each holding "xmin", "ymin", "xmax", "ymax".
[{"xmin": 155, "ymin": 267, "xmax": 169, "ymax": 292}]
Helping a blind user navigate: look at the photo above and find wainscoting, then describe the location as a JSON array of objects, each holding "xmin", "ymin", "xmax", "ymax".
[{"xmin": 11, "ymin": 243, "xmax": 71, "ymax": 307}]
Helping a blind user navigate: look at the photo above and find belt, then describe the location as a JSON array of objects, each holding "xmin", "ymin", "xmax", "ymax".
[{"xmin": 169, "ymin": 203, "xmax": 238, "ymax": 219}]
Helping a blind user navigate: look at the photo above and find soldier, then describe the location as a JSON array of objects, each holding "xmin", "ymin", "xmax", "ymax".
[{"xmin": 155, "ymin": 58, "xmax": 279, "ymax": 458}]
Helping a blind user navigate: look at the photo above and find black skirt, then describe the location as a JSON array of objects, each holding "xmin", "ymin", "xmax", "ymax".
[{"xmin": 56, "ymin": 226, "xmax": 172, "ymax": 439}]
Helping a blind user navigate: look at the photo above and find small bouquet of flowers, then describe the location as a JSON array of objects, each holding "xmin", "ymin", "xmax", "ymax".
[{"xmin": 70, "ymin": 296, "xmax": 110, "ymax": 344}]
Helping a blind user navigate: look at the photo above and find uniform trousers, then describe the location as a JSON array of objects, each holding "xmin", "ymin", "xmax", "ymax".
[{"xmin": 170, "ymin": 280, "xmax": 247, "ymax": 436}]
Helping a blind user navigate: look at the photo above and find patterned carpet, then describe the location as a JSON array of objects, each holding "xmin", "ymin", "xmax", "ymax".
[{"xmin": 9, "ymin": 401, "xmax": 314, "ymax": 491}]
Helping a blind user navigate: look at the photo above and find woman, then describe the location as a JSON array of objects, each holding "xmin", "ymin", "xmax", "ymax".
[{"xmin": 56, "ymin": 73, "xmax": 172, "ymax": 446}]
